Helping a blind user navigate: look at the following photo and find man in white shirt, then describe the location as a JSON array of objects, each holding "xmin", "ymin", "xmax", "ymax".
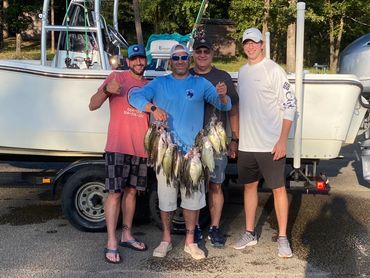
[{"xmin": 233, "ymin": 27, "xmax": 296, "ymax": 258}]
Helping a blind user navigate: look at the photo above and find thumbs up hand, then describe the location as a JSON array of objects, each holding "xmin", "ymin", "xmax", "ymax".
[{"xmin": 105, "ymin": 75, "xmax": 121, "ymax": 95}]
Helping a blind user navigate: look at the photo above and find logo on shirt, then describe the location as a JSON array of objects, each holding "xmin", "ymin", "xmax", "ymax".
[
  {"xmin": 282, "ymin": 82, "xmax": 296, "ymax": 109},
  {"xmin": 186, "ymin": 89, "xmax": 194, "ymax": 99},
  {"xmin": 283, "ymin": 82, "xmax": 291, "ymax": 91}
]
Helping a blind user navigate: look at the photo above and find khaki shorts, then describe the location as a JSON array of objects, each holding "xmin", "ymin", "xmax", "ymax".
[{"xmin": 156, "ymin": 169, "xmax": 206, "ymax": 211}]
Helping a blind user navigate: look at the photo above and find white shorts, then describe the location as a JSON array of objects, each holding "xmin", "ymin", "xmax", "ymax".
[{"xmin": 156, "ymin": 170, "xmax": 206, "ymax": 211}]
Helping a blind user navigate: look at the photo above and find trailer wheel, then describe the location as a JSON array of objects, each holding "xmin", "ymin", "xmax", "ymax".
[
  {"xmin": 61, "ymin": 166, "xmax": 107, "ymax": 232},
  {"xmin": 148, "ymin": 190, "xmax": 210, "ymax": 234}
]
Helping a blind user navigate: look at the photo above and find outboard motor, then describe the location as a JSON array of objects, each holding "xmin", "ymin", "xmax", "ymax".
[
  {"xmin": 338, "ymin": 33, "xmax": 370, "ymax": 102},
  {"xmin": 338, "ymin": 33, "xmax": 370, "ymax": 181}
]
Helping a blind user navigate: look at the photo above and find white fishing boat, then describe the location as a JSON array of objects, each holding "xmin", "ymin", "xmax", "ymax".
[{"xmin": 0, "ymin": 0, "xmax": 367, "ymax": 164}]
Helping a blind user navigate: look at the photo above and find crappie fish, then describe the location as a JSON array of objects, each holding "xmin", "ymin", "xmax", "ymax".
[
  {"xmin": 181, "ymin": 158, "xmax": 192, "ymax": 196},
  {"xmin": 208, "ymin": 122, "xmax": 222, "ymax": 154},
  {"xmin": 216, "ymin": 121, "xmax": 228, "ymax": 152},
  {"xmin": 201, "ymin": 136, "xmax": 215, "ymax": 172},
  {"xmin": 148, "ymin": 130, "xmax": 160, "ymax": 167},
  {"xmin": 194, "ymin": 129, "xmax": 205, "ymax": 150},
  {"xmin": 162, "ymin": 143, "xmax": 176, "ymax": 185},
  {"xmin": 189, "ymin": 150, "xmax": 203, "ymax": 189},
  {"xmin": 144, "ymin": 123, "xmax": 156, "ymax": 152},
  {"xmin": 156, "ymin": 128, "xmax": 168, "ymax": 173},
  {"xmin": 173, "ymin": 150, "xmax": 184, "ymax": 180}
]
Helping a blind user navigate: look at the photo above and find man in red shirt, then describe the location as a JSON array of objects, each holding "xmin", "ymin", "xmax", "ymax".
[{"xmin": 89, "ymin": 44, "xmax": 149, "ymax": 264}]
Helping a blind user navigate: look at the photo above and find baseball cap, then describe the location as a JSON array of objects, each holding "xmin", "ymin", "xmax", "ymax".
[
  {"xmin": 170, "ymin": 44, "xmax": 191, "ymax": 57},
  {"xmin": 242, "ymin": 28, "xmax": 263, "ymax": 43},
  {"xmin": 193, "ymin": 38, "xmax": 213, "ymax": 50},
  {"xmin": 128, "ymin": 44, "xmax": 146, "ymax": 59}
]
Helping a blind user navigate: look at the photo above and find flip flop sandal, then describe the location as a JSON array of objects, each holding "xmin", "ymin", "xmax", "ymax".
[
  {"xmin": 119, "ymin": 239, "xmax": 148, "ymax": 251},
  {"xmin": 104, "ymin": 248, "xmax": 122, "ymax": 264}
]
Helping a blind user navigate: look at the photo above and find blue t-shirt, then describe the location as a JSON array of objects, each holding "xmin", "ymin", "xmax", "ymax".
[{"xmin": 129, "ymin": 74, "xmax": 231, "ymax": 153}]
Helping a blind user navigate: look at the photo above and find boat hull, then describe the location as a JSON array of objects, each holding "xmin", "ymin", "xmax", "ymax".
[
  {"xmin": 287, "ymin": 74, "xmax": 366, "ymax": 159},
  {"xmin": 0, "ymin": 61, "xmax": 365, "ymax": 159},
  {"xmin": 0, "ymin": 61, "xmax": 110, "ymax": 156}
]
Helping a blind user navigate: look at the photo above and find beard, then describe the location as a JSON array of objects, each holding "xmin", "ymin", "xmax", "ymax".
[
  {"xmin": 129, "ymin": 65, "xmax": 145, "ymax": 76},
  {"xmin": 172, "ymin": 67, "xmax": 188, "ymax": 76}
]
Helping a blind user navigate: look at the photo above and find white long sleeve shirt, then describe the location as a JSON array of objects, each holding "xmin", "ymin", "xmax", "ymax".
[{"xmin": 237, "ymin": 58, "xmax": 296, "ymax": 152}]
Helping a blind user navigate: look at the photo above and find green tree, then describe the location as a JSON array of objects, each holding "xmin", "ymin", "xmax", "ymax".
[
  {"xmin": 139, "ymin": 0, "xmax": 230, "ymax": 37},
  {"xmin": 133, "ymin": 0, "xmax": 143, "ymax": 44},
  {"xmin": 229, "ymin": 0, "xmax": 370, "ymax": 69},
  {"xmin": 0, "ymin": 0, "xmax": 3, "ymax": 49},
  {"xmin": 323, "ymin": 0, "xmax": 370, "ymax": 71},
  {"xmin": 229, "ymin": 0, "xmax": 293, "ymax": 63},
  {"xmin": 305, "ymin": 0, "xmax": 370, "ymax": 70},
  {"xmin": 229, "ymin": 0, "xmax": 264, "ymax": 40},
  {"xmin": 140, "ymin": 0, "xmax": 200, "ymax": 34},
  {"xmin": 4, "ymin": 0, "xmax": 42, "ymax": 54}
]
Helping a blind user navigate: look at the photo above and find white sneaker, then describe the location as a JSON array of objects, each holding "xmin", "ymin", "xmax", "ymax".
[
  {"xmin": 277, "ymin": 236, "xmax": 293, "ymax": 258},
  {"xmin": 232, "ymin": 231, "xmax": 257, "ymax": 250}
]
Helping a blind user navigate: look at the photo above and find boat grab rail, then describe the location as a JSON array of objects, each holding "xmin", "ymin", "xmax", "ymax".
[{"xmin": 44, "ymin": 25, "xmax": 98, "ymax": 32}]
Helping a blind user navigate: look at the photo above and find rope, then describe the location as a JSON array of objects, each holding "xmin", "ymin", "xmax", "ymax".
[
  {"xmin": 64, "ymin": 0, "xmax": 71, "ymax": 67},
  {"xmin": 83, "ymin": 0, "xmax": 90, "ymax": 58},
  {"xmin": 83, "ymin": 0, "xmax": 92, "ymax": 67}
]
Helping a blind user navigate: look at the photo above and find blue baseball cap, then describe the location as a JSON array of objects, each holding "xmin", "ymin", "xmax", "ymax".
[{"xmin": 128, "ymin": 44, "xmax": 146, "ymax": 59}]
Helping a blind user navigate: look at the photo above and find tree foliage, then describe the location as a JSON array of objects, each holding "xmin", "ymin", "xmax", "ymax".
[
  {"xmin": 1, "ymin": 0, "xmax": 369, "ymax": 68},
  {"xmin": 4, "ymin": 0, "xmax": 42, "ymax": 34},
  {"xmin": 229, "ymin": 0, "xmax": 370, "ymax": 67},
  {"xmin": 139, "ymin": 0, "xmax": 231, "ymax": 35}
]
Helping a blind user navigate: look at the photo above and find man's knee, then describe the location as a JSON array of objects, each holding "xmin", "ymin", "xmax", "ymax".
[
  {"xmin": 244, "ymin": 181, "xmax": 258, "ymax": 191},
  {"xmin": 272, "ymin": 185, "xmax": 286, "ymax": 195},
  {"xmin": 208, "ymin": 182, "xmax": 222, "ymax": 194},
  {"xmin": 124, "ymin": 187, "xmax": 137, "ymax": 197},
  {"xmin": 106, "ymin": 192, "xmax": 122, "ymax": 204},
  {"xmin": 108, "ymin": 192, "xmax": 122, "ymax": 198}
]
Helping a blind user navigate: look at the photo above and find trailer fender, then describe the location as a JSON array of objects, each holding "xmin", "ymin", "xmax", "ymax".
[{"xmin": 52, "ymin": 159, "xmax": 104, "ymax": 195}]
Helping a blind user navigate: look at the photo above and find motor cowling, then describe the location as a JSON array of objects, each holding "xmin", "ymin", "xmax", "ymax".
[{"xmin": 337, "ymin": 33, "xmax": 370, "ymax": 98}]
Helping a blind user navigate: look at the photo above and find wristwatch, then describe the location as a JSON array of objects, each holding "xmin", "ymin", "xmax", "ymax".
[
  {"xmin": 231, "ymin": 138, "xmax": 239, "ymax": 143},
  {"xmin": 150, "ymin": 105, "xmax": 157, "ymax": 112}
]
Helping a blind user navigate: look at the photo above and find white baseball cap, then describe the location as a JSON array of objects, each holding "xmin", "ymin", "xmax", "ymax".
[
  {"xmin": 170, "ymin": 44, "xmax": 191, "ymax": 56},
  {"xmin": 242, "ymin": 28, "xmax": 263, "ymax": 43}
]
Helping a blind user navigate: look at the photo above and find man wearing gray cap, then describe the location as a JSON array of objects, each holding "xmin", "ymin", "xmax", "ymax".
[
  {"xmin": 129, "ymin": 44, "xmax": 232, "ymax": 260},
  {"xmin": 233, "ymin": 28, "xmax": 296, "ymax": 258}
]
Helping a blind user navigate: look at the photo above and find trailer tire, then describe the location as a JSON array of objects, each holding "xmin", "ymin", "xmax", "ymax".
[
  {"xmin": 148, "ymin": 190, "xmax": 210, "ymax": 234},
  {"xmin": 61, "ymin": 166, "xmax": 107, "ymax": 232}
]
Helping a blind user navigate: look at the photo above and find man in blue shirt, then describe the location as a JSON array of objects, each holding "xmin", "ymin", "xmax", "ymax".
[{"xmin": 129, "ymin": 44, "xmax": 231, "ymax": 260}]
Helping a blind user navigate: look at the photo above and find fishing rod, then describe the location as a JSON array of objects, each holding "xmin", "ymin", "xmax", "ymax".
[{"xmin": 187, "ymin": 0, "xmax": 209, "ymax": 50}]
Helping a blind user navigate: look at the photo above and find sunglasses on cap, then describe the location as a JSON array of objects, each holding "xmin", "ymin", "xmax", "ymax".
[{"xmin": 171, "ymin": 55, "xmax": 189, "ymax": 61}]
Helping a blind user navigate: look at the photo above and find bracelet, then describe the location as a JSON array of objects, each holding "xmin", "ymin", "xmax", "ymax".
[{"xmin": 231, "ymin": 138, "xmax": 239, "ymax": 143}]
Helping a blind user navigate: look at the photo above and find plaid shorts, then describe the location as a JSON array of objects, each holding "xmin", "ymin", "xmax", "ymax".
[{"xmin": 105, "ymin": 152, "xmax": 148, "ymax": 193}]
